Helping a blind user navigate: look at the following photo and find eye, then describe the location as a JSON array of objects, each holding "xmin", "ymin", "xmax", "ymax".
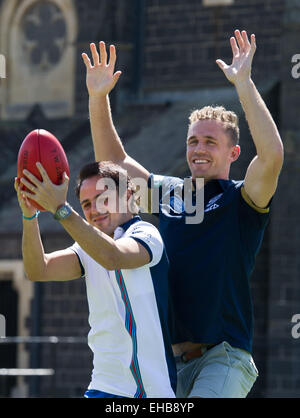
[{"xmin": 82, "ymin": 202, "xmax": 91, "ymax": 210}]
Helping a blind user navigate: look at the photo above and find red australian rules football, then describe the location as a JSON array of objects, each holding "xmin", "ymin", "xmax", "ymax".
[{"xmin": 17, "ymin": 129, "xmax": 69, "ymax": 211}]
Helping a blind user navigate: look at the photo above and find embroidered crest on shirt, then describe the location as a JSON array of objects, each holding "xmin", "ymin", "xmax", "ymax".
[
  {"xmin": 204, "ymin": 193, "xmax": 223, "ymax": 212},
  {"xmin": 170, "ymin": 196, "xmax": 185, "ymax": 214}
]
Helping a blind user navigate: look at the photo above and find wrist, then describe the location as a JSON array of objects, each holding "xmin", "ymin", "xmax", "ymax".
[
  {"xmin": 23, "ymin": 211, "xmax": 40, "ymax": 221},
  {"xmin": 89, "ymin": 92, "xmax": 109, "ymax": 101},
  {"xmin": 234, "ymin": 77, "xmax": 254, "ymax": 92},
  {"xmin": 50, "ymin": 201, "xmax": 66, "ymax": 215},
  {"xmin": 53, "ymin": 202, "xmax": 72, "ymax": 221}
]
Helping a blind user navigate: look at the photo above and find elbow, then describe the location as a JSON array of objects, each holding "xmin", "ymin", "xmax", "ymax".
[
  {"xmin": 95, "ymin": 249, "xmax": 120, "ymax": 271},
  {"xmin": 266, "ymin": 143, "xmax": 284, "ymax": 174},
  {"xmin": 98, "ymin": 257, "xmax": 118, "ymax": 271},
  {"xmin": 25, "ymin": 272, "xmax": 39, "ymax": 282},
  {"xmin": 273, "ymin": 146, "xmax": 284, "ymax": 173},
  {"xmin": 24, "ymin": 267, "xmax": 46, "ymax": 282},
  {"xmin": 115, "ymin": 153, "xmax": 128, "ymax": 167}
]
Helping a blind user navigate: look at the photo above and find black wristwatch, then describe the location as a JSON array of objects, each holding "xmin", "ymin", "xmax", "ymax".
[{"xmin": 53, "ymin": 202, "xmax": 72, "ymax": 221}]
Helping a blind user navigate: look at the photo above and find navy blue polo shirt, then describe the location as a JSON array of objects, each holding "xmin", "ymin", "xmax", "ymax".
[{"xmin": 148, "ymin": 174, "xmax": 270, "ymax": 354}]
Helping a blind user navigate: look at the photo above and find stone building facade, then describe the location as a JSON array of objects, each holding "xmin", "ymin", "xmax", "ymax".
[{"xmin": 0, "ymin": 0, "xmax": 299, "ymax": 398}]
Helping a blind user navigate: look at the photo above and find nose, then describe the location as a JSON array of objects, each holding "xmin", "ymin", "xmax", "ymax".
[
  {"xmin": 91, "ymin": 198, "xmax": 101, "ymax": 214},
  {"xmin": 194, "ymin": 141, "xmax": 207, "ymax": 154},
  {"xmin": 95, "ymin": 195, "xmax": 110, "ymax": 214}
]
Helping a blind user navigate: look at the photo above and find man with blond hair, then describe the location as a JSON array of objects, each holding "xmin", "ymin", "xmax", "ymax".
[
  {"xmin": 189, "ymin": 105, "xmax": 240, "ymax": 144},
  {"xmin": 82, "ymin": 30, "xmax": 283, "ymax": 398}
]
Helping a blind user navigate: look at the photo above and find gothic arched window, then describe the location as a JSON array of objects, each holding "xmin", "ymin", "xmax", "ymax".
[
  {"xmin": 0, "ymin": 0, "xmax": 77, "ymax": 120},
  {"xmin": 22, "ymin": 1, "xmax": 67, "ymax": 71}
]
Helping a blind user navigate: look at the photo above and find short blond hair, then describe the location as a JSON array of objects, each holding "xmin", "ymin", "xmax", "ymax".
[{"xmin": 188, "ymin": 106, "xmax": 240, "ymax": 145}]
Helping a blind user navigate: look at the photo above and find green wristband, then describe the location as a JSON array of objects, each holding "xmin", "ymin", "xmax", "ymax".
[{"xmin": 23, "ymin": 211, "xmax": 40, "ymax": 220}]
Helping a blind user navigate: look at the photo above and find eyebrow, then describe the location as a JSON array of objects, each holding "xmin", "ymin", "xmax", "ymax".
[
  {"xmin": 80, "ymin": 193, "xmax": 102, "ymax": 206},
  {"xmin": 80, "ymin": 198, "xmax": 90, "ymax": 206},
  {"xmin": 187, "ymin": 135, "xmax": 218, "ymax": 142}
]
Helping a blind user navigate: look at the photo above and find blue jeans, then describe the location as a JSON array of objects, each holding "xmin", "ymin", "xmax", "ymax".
[{"xmin": 176, "ymin": 341, "xmax": 258, "ymax": 398}]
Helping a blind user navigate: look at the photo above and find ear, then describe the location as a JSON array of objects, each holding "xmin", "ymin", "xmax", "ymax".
[
  {"xmin": 230, "ymin": 145, "xmax": 241, "ymax": 162},
  {"xmin": 126, "ymin": 188, "xmax": 139, "ymax": 214},
  {"xmin": 126, "ymin": 189, "xmax": 133, "ymax": 201}
]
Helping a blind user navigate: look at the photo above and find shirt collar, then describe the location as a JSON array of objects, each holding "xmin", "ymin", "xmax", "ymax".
[
  {"xmin": 191, "ymin": 177, "xmax": 234, "ymax": 192},
  {"xmin": 213, "ymin": 179, "xmax": 234, "ymax": 191},
  {"xmin": 113, "ymin": 215, "xmax": 141, "ymax": 240}
]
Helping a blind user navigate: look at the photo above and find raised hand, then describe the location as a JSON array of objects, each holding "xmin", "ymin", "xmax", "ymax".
[
  {"xmin": 216, "ymin": 30, "xmax": 256, "ymax": 86},
  {"xmin": 82, "ymin": 41, "xmax": 122, "ymax": 97},
  {"xmin": 19, "ymin": 163, "xmax": 69, "ymax": 214}
]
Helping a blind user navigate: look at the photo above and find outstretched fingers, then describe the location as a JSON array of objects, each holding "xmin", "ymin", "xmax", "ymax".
[
  {"xmin": 234, "ymin": 30, "xmax": 245, "ymax": 52},
  {"xmin": 81, "ymin": 52, "xmax": 91, "ymax": 69},
  {"xmin": 234, "ymin": 30, "xmax": 256, "ymax": 56},
  {"xmin": 81, "ymin": 42, "xmax": 107, "ymax": 68},
  {"xmin": 90, "ymin": 42, "xmax": 100, "ymax": 66},
  {"xmin": 108, "ymin": 44, "xmax": 117, "ymax": 68},
  {"xmin": 112, "ymin": 70, "xmax": 122, "ymax": 86},
  {"xmin": 230, "ymin": 36, "xmax": 240, "ymax": 59},
  {"xmin": 82, "ymin": 41, "xmax": 119, "ymax": 71},
  {"xmin": 99, "ymin": 41, "xmax": 108, "ymax": 66},
  {"xmin": 249, "ymin": 33, "xmax": 256, "ymax": 58},
  {"xmin": 241, "ymin": 30, "xmax": 251, "ymax": 49},
  {"xmin": 215, "ymin": 59, "xmax": 228, "ymax": 72}
]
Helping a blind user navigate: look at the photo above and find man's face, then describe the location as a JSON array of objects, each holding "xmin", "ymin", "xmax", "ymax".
[
  {"xmin": 186, "ymin": 119, "xmax": 240, "ymax": 182},
  {"xmin": 79, "ymin": 175, "xmax": 130, "ymax": 237}
]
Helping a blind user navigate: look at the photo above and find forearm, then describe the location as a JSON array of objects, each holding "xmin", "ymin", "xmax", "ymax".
[
  {"xmin": 59, "ymin": 208, "xmax": 119, "ymax": 270},
  {"xmin": 22, "ymin": 219, "xmax": 47, "ymax": 281},
  {"xmin": 89, "ymin": 94, "xmax": 126, "ymax": 162},
  {"xmin": 235, "ymin": 79, "xmax": 283, "ymax": 163}
]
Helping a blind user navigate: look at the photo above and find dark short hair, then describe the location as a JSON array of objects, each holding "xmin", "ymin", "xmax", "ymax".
[{"xmin": 75, "ymin": 161, "xmax": 139, "ymax": 213}]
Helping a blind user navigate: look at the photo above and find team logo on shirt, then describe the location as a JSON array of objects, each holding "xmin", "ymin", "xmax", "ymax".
[
  {"xmin": 204, "ymin": 193, "xmax": 223, "ymax": 212},
  {"xmin": 131, "ymin": 227, "xmax": 153, "ymax": 243},
  {"xmin": 170, "ymin": 196, "xmax": 185, "ymax": 214}
]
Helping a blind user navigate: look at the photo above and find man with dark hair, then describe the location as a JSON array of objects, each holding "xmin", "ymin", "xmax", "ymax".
[
  {"xmin": 82, "ymin": 30, "xmax": 284, "ymax": 397},
  {"xmin": 15, "ymin": 161, "xmax": 176, "ymax": 398},
  {"xmin": 75, "ymin": 160, "xmax": 140, "ymax": 215}
]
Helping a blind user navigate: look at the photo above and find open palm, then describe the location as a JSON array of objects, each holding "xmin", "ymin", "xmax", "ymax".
[
  {"xmin": 216, "ymin": 30, "xmax": 256, "ymax": 85},
  {"xmin": 82, "ymin": 42, "xmax": 122, "ymax": 96}
]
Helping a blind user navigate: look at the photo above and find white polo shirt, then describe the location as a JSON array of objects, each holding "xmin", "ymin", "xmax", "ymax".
[{"xmin": 70, "ymin": 216, "xmax": 176, "ymax": 398}]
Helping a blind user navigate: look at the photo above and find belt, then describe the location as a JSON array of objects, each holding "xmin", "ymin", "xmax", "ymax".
[{"xmin": 180, "ymin": 345, "xmax": 215, "ymax": 363}]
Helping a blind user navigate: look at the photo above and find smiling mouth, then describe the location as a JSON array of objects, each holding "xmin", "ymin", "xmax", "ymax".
[
  {"xmin": 92, "ymin": 213, "xmax": 109, "ymax": 223},
  {"xmin": 192, "ymin": 159, "xmax": 211, "ymax": 164}
]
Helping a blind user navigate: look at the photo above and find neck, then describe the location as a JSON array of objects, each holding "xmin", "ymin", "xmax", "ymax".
[
  {"xmin": 192, "ymin": 174, "xmax": 230, "ymax": 186},
  {"xmin": 119, "ymin": 212, "xmax": 135, "ymax": 226}
]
